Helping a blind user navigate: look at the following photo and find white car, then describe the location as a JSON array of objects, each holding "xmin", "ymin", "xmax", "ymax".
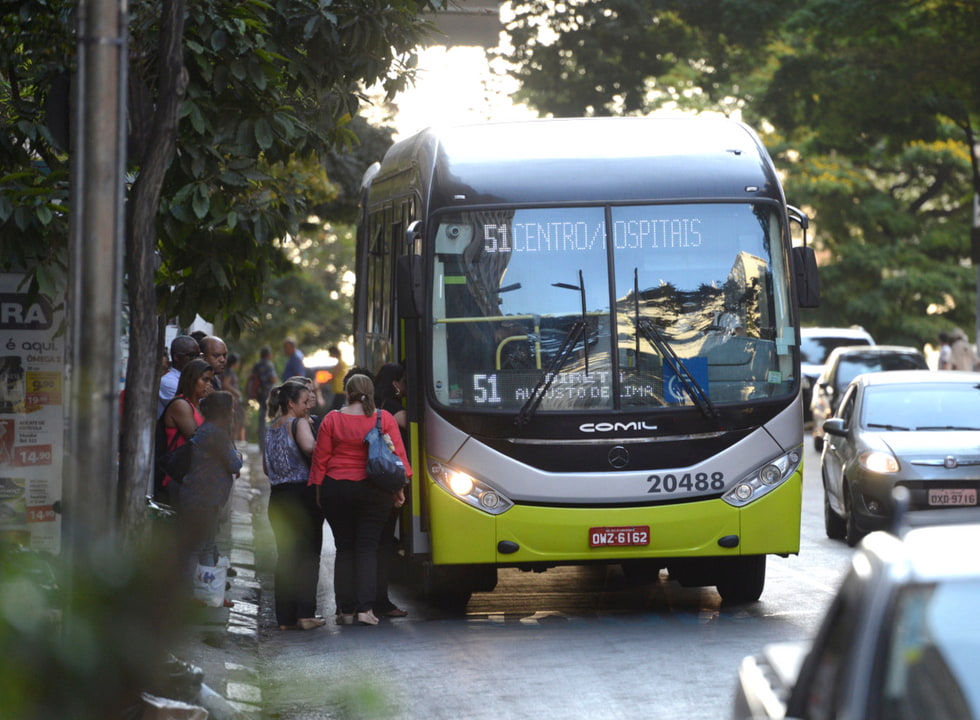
[{"xmin": 799, "ymin": 326, "xmax": 874, "ymax": 420}]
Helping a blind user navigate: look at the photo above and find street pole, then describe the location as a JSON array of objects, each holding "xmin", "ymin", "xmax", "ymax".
[
  {"xmin": 65, "ymin": 0, "xmax": 127, "ymax": 557},
  {"xmin": 975, "ymin": 186, "xmax": 980, "ymax": 361}
]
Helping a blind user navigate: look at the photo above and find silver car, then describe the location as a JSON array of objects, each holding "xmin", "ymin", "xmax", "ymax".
[
  {"xmin": 732, "ymin": 512, "xmax": 980, "ymax": 720},
  {"xmin": 821, "ymin": 370, "xmax": 980, "ymax": 545}
]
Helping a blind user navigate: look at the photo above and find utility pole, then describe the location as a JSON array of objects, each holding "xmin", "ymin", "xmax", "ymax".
[
  {"xmin": 974, "ymin": 185, "xmax": 979, "ymax": 360},
  {"xmin": 64, "ymin": 0, "xmax": 127, "ymax": 556}
]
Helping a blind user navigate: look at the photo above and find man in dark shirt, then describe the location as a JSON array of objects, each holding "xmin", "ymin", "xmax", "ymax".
[{"xmin": 248, "ymin": 346, "xmax": 278, "ymax": 453}]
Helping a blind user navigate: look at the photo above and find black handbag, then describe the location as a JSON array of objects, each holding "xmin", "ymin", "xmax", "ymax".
[
  {"xmin": 159, "ymin": 439, "xmax": 195, "ymax": 484},
  {"xmin": 364, "ymin": 411, "xmax": 407, "ymax": 492}
]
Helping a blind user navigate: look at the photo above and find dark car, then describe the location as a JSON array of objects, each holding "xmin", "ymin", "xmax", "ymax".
[
  {"xmin": 820, "ymin": 370, "xmax": 980, "ymax": 545},
  {"xmin": 809, "ymin": 345, "xmax": 928, "ymax": 451},
  {"xmin": 732, "ymin": 511, "xmax": 980, "ymax": 720}
]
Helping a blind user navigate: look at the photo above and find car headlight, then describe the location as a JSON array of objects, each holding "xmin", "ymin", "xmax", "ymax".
[
  {"xmin": 859, "ymin": 450, "xmax": 899, "ymax": 474},
  {"xmin": 430, "ymin": 460, "xmax": 514, "ymax": 515},
  {"xmin": 722, "ymin": 445, "xmax": 803, "ymax": 507}
]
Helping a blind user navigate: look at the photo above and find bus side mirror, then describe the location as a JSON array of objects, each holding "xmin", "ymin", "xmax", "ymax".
[
  {"xmin": 793, "ymin": 246, "xmax": 820, "ymax": 308},
  {"xmin": 397, "ymin": 254, "xmax": 423, "ymax": 319}
]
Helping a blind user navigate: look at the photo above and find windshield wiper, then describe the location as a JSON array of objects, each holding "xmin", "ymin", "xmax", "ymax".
[
  {"xmin": 914, "ymin": 425, "xmax": 980, "ymax": 431},
  {"xmin": 633, "ymin": 269, "xmax": 720, "ymax": 425},
  {"xmin": 866, "ymin": 422, "xmax": 911, "ymax": 431},
  {"xmin": 552, "ymin": 269, "xmax": 589, "ymax": 374},
  {"xmin": 515, "ymin": 319, "xmax": 588, "ymax": 427}
]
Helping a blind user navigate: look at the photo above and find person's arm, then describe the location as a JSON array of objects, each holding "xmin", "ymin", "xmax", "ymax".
[
  {"xmin": 224, "ymin": 439, "xmax": 244, "ymax": 475},
  {"xmin": 222, "ymin": 373, "xmax": 241, "ymax": 400},
  {"xmin": 382, "ymin": 410, "xmax": 411, "ymax": 477},
  {"xmin": 293, "ymin": 416, "xmax": 316, "ymax": 458},
  {"xmin": 166, "ymin": 398, "xmax": 199, "ymax": 440},
  {"xmin": 307, "ymin": 414, "xmax": 334, "ymax": 486}
]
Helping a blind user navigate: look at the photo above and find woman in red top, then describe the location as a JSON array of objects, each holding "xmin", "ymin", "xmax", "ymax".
[
  {"xmin": 161, "ymin": 358, "xmax": 213, "ymax": 505},
  {"xmin": 308, "ymin": 373, "xmax": 411, "ymax": 626}
]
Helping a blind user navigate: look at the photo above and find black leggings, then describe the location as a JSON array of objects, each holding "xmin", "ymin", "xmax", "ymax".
[
  {"xmin": 319, "ymin": 478, "xmax": 394, "ymax": 613},
  {"xmin": 268, "ymin": 482, "xmax": 322, "ymax": 625}
]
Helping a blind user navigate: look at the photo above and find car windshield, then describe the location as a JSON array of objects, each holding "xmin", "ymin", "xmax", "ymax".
[
  {"xmin": 835, "ymin": 353, "xmax": 926, "ymax": 392},
  {"xmin": 861, "ymin": 382, "xmax": 980, "ymax": 431},
  {"xmin": 879, "ymin": 579, "xmax": 980, "ymax": 719},
  {"xmin": 801, "ymin": 336, "xmax": 870, "ymax": 365},
  {"xmin": 429, "ymin": 203, "xmax": 797, "ymax": 412}
]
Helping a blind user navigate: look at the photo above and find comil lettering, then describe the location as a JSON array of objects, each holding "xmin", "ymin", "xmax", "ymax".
[{"xmin": 579, "ymin": 420, "xmax": 658, "ymax": 434}]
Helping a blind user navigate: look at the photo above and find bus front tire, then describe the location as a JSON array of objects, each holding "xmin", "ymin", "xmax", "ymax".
[
  {"xmin": 423, "ymin": 564, "xmax": 497, "ymax": 610},
  {"xmin": 715, "ymin": 555, "xmax": 766, "ymax": 605}
]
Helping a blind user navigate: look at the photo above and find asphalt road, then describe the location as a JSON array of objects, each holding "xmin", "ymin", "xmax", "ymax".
[{"xmin": 256, "ymin": 442, "xmax": 852, "ymax": 720}]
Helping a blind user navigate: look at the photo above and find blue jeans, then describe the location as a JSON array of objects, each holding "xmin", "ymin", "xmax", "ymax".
[{"xmin": 319, "ymin": 478, "xmax": 394, "ymax": 613}]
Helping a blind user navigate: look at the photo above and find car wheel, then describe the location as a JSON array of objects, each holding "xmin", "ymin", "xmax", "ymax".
[
  {"xmin": 844, "ymin": 483, "xmax": 865, "ymax": 547},
  {"xmin": 823, "ymin": 484, "xmax": 846, "ymax": 540},
  {"xmin": 813, "ymin": 434, "xmax": 824, "ymax": 452}
]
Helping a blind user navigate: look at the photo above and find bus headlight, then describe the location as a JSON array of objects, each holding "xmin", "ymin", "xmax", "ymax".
[
  {"xmin": 722, "ymin": 445, "xmax": 803, "ymax": 507},
  {"xmin": 430, "ymin": 461, "xmax": 514, "ymax": 515}
]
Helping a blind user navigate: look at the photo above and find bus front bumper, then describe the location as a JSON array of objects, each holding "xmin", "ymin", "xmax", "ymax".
[{"xmin": 427, "ymin": 472, "xmax": 802, "ymax": 566}]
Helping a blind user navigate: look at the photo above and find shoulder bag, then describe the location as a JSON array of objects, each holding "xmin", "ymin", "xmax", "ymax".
[
  {"xmin": 364, "ymin": 411, "xmax": 407, "ymax": 492},
  {"xmin": 159, "ymin": 437, "xmax": 194, "ymax": 484}
]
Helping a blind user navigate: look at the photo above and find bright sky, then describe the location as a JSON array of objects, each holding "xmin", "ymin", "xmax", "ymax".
[{"xmin": 388, "ymin": 45, "xmax": 537, "ymax": 140}]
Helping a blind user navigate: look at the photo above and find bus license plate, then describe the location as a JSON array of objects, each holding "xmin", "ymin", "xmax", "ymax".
[
  {"xmin": 589, "ymin": 526, "xmax": 650, "ymax": 548},
  {"xmin": 928, "ymin": 488, "xmax": 977, "ymax": 506}
]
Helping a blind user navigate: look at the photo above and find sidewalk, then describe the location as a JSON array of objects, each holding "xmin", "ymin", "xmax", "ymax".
[{"xmin": 164, "ymin": 442, "xmax": 268, "ymax": 720}]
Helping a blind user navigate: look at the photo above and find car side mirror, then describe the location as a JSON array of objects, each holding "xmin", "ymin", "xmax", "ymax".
[{"xmin": 823, "ymin": 418, "xmax": 847, "ymax": 437}]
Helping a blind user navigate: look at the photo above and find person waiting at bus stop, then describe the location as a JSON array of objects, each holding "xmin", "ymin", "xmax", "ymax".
[
  {"xmin": 308, "ymin": 373, "xmax": 410, "ymax": 626},
  {"xmin": 264, "ymin": 380, "xmax": 324, "ymax": 631}
]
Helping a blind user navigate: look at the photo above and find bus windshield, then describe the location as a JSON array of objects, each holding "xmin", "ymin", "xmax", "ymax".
[{"xmin": 430, "ymin": 202, "xmax": 796, "ymax": 413}]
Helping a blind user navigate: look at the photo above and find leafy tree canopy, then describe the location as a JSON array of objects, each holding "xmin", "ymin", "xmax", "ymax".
[
  {"xmin": 496, "ymin": 0, "xmax": 979, "ymax": 346},
  {"xmin": 1, "ymin": 0, "xmax": 439, "ymax": 336}
]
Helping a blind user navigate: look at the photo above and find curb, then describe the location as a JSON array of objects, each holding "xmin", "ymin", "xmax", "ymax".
[{"xmin": 208, "ymin": 444, "xmax": 265, "ymax": 718}]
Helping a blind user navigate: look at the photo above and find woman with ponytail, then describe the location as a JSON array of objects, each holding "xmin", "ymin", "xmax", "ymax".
[{"xmin": 308, "ymin": 373, "xmax": 411, "ymax": 626}]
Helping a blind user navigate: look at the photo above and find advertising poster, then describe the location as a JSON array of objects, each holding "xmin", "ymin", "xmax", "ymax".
[{"xmin": 0, "ymin": 273, "xmax": 65, "ymax": 553}]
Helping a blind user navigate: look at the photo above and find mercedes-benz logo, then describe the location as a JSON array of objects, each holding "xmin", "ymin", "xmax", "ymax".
[{"xmin": 608, "ymin": 445, "xmax": 630, "ymax": 469}]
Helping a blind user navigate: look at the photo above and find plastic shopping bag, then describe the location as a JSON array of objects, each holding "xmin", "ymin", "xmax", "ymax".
[{"xmin": 192, "ymin": 563, "xmax": 227, "ymax": 607}]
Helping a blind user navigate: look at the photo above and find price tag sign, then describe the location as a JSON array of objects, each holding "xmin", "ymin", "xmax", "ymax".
[{"xmin": 13, "ymin": 444, "xmax": 53, "ymax": 467}]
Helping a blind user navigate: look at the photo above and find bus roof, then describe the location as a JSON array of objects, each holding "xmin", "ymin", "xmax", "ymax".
[{"xmin": 370, "ymin": 117, "xmax": 784, "ymax": 211}]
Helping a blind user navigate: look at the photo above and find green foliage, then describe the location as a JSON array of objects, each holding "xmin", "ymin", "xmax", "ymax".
[
  {"xmin": 131, "ymin": 0, "xmax": 437, "ymax": 334},
  {"xmin": 497, "ymin": 0, "xmax": 795, "ymax": 118},
  {"xmin": 498, "ymin": 0, "xmax": 980, "ymax": 347},
  {"xmin": 0, "ymin": 0, "xmax": 73, "ymax": 294},
  {"xmin": 236, "ymin": 219, "xmax": 358, "ymax": 366},
  {"xmin": 0, "ymin": 537, "xmax": 188, "ymax": 720},
  {"xmin": 767, "ymin": 0, "xmax": 980, "ymax": 153},
  {"xmin": 1, "ymin": 0, "xmax": 438, "ymax": 333}
]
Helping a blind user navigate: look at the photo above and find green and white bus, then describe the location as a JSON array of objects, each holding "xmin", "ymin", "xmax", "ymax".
[{"xmin": 354, "ymin": 117, "xmax": 819, "ymax": 604}]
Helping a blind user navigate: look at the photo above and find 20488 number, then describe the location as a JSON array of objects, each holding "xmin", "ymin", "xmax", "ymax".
[{"xmin": 646, "ymin": 472, "xmax": 725, "ymax": 494}]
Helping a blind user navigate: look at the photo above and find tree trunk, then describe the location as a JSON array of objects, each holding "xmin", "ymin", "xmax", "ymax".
[{"xmin": 118, "ymin": 0, "xmax": 187, "ymax": 541}]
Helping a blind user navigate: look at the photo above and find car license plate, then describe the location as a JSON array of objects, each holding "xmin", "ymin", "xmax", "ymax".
[
  {"xmin": 589, "ymin": 526, "xmax": 650, "ymax": 547},
  {"xmin": 928, "ymin": 488, "xmax": 978, "ymax": 506}
]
